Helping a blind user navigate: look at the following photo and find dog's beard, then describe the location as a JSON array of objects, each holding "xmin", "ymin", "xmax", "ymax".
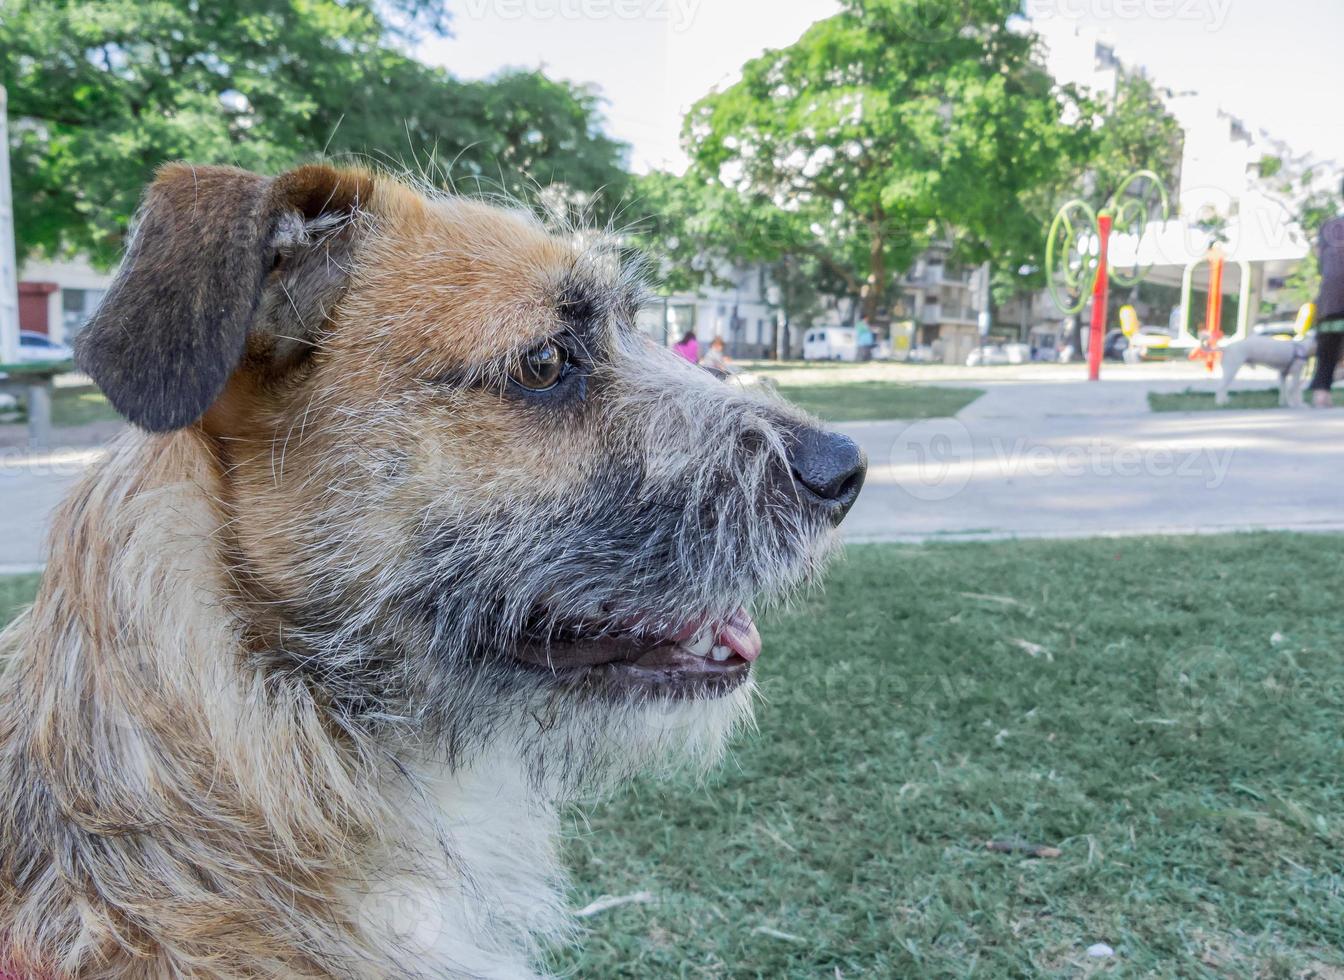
[
  {"xmin": 273, "ymin": 445, "xmax": 834, "ymax": 791},
  {"xmin": 391, "ymin": 462, "xmax": 832, "ymax": 787}
]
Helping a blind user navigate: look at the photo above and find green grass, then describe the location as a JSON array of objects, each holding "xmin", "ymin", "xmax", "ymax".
[
  {"xmin": 738, "ymin": 359, "xmax": 926, "ymax": 375},
  {"xmin": 775, "ymin": 381, "xmax": 983, "ymax": 422},
  {"xmin": 5, "ymin": 384, "xmax": 120, "ymax": 428},
  {"xmin": 551, "ymin": 534, "xmax": 1344, "ymax": 978},
  {"xmin": 6, "ymin": 535, "xmax": 1343, "ymax": 977},
  {"xmin": 16, "ymin": 377, "xmax": 978, "ymax": 429},
  {"xmin": 0, "ymin": 574, "xmax": 40, "ymax": 625},
  {"xmin": 51, "ymin": 385, "xmax": 120, "ymax": 427},
  {"xmin": 1149, "ymin": 388, "xmax": 1286, "ymax": 413}
]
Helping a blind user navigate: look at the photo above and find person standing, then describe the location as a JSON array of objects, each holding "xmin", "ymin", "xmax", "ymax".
[{"xmin": 1310, "ymin": 188, "xmax": 1344, "ymax": 407}]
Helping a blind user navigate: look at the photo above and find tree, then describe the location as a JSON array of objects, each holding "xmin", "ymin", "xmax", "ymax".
[
  {"xmin": 684, "ymin": 0, "xmax": 1092, "ymax": 331},
  {"xmin": 1250, "ymin": 149, "xmax": 1344, "ymax": 309},
  {"xmin": 627, "ymin": 170, "xmax": 839, "ymax": 358},
  {"xmin": 2, "ymin": 0, "xmax": 629, "ymax": 264},
  {"xmin": 991, "ymin": 74, "xmax": 1183, "ymax": 335}
]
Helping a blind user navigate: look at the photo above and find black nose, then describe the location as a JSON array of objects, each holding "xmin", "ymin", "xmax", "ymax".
[{"xmin": 787, "ymin": 427, "xmax": 867, "ymax": 524}]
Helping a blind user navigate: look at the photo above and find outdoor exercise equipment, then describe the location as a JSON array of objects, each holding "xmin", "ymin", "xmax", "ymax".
[
  {"xmin": 1294, "ymin": 302, "xmax": 1316, "ymax": 339},
  {"xmin": 1047, "ymin": 170, "xmax": 1170, "ymax": 381},
  {"xmin": 1119, "ymin": 304, "xmax": 1141, "ymax": 339},
  {"xmin": 1176, "ymin": 244, "xmax": 1252, "ymax": 356},
  {"xmin": 1188, "ymin": 244, "xmax": 1228, "ymax": 372}
]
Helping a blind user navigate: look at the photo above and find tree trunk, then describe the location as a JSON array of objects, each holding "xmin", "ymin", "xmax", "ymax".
[{"xmin": 862, "ymin": 216, "xmax": 886, "ymax": 325}]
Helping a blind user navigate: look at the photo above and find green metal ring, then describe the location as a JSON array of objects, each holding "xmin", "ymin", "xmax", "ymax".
[{"xmin": 1046, "ymin": 198, "xmax": 1099, "ymax": 316}]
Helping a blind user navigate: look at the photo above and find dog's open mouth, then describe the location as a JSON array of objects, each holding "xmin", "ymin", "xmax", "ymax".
[{"xmin": 513, "ymin": 607, "xmax": 761, "ymax": 697}]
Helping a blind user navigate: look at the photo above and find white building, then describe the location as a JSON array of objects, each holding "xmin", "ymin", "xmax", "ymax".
[
  {"xmin": 636, "ymin": 261, "xmax": 789, "ymax": 358},
  {"xmin": 18, "ymin": 256, "xmax": 112, "ymax": 345},
  {"xmin": 897, "ymin": 248, "xmax": 992, "ymax": 364}
]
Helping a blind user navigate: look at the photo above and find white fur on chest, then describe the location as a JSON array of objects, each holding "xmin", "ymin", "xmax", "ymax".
[{"xmin": 358, "ymin": 753, "xmax": 569, "ymax": 979}]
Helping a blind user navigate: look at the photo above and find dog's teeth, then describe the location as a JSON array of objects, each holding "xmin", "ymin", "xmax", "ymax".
[
  {"xmin": 684, "ymin": 627, "xmax": 714, "ymax": 657},
  {"xmin": 711, "ymin": 645, "xmax": 731, "ymax": 662}
]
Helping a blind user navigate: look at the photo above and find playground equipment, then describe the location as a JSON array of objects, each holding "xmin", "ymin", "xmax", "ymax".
[
  {"xmin": 1117, "ymin": 304, "xmax": 1173, "ymax": 362},
  {"xmin": 1182, "ymin": 243, "xmax": 1258, "ymax": 370},
  {"xmin": 1047, "ymin": 170, "xmax": 1170, "ymax": 381},
  {"xmin": 1119, "ymin": 304, "xmax": 1141, "ymax": 339},
  {"xmin": 1188, "ymin": 244, "xmax": 1228, "ymax": 371},
  {"xmin": 1293, "ymin": 302, "xmax": 1316, "ymax": 339}
]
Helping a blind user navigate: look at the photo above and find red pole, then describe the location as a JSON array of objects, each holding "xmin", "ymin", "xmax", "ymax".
[
  {"xmin": 1205, "ymin": 246, "xmax": 1225, "ymax": 346},
  {"xmin": 1087, "ymin": 212, "xmax": 1113, "ymax": 382}
]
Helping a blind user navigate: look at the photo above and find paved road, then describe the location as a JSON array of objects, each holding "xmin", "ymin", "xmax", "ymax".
[{"xmin": 3, "ymin": 366, "xmax": 1342, "ymax": 568}]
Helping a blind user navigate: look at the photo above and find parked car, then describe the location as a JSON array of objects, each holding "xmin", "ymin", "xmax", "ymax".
[
  {"xmin": 1103, "ymin": 329, "xmax": 1130, "ymax": 361},
  {"xmin": 965, "ymin": 344, "xmax": 1010, "ymax": 366},
  {"xmin": 17, "ymin": 331, "xmax": 74, "ymax": 364},
  {"xmin": 803, "ymin": 327, "xmax": 859, "ymax": 362},
  {"xmin": 1253, "ymin": 319, "xmax": 1299, "ymax": 338}
]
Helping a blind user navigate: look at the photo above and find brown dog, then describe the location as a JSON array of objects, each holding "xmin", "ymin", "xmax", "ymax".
[{"xmin": 0, "ymin": 164, "xmax": 864, "ymax": 978}]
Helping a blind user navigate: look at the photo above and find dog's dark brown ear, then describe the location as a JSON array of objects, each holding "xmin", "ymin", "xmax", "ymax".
[{"xmin": 75, "ymin": 163, "xmax": 372, "ymax": 432}]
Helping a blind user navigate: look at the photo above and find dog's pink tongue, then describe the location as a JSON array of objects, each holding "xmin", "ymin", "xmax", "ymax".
[{"xmin": 718, "ymin": 607, "xmax": 762, "ymax": 663}]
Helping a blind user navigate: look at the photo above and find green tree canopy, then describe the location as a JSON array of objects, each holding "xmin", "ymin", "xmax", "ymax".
[
  {"xmin": 992, "ymin": 73, "xmax": 1182, "ymax": 314},
  {"xmin": 682, "ymin": 0, "xmax": 1184, "ymax": 332},
  {"xmin": 628, "ymin": 169, "xmax": 837, "ymax": 356},
  {"xmin": 2, "ymin": 0, "xmax": 629, "ymax": 264},
  {"xmin": 684, "ymin": 0, "xmax": 1097, "ymax": 326}
]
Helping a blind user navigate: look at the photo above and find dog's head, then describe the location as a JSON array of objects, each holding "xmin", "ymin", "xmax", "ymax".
[{"xmin": 77, "ymin": 164, "xmax": 865, "ymax": 780}]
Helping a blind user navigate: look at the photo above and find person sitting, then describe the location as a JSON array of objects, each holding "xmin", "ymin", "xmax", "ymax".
[
  {"xmin": 672, "ymin": 330, "xmax": 699, "ymax": 364},
  {"xmin": 699, "ymin": 335, "xmax": 730, "ymax": 372}
]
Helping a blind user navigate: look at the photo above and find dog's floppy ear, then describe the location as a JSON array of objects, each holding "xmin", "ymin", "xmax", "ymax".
[{"xmin": 75, "ymin": 163, "xmax": 372, "ymax": 432}]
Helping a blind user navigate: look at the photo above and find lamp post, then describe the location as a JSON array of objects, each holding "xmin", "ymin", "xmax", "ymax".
[
  {"xmin": 0, "ymin": 85, "xmax": 19, "ymax": 367},
  {"xmin": 1046, "ymin": 170, "xmax": 1170, "ymax": 380}
]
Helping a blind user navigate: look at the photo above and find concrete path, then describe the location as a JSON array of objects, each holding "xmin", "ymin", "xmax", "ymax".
[
  {"xmin": 0, "ymin": 447, "xmax": 101, "ymax": 572},
  {"xmin": 840, "ymin": 374, "xmax": 1344, "ymax": 542}
]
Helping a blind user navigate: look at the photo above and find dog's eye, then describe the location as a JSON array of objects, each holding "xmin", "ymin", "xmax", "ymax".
[{"xmin": 511, "ymin": 341, "xmax": 567, "ymax": 391}]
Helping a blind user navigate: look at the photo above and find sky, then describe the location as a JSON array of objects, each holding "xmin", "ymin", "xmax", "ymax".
[{"xmin": 416, "ymin": 0, "xmax": 1344, "ymax": 174}]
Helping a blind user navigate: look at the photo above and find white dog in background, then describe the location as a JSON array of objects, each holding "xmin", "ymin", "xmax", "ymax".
[{"xmin": 1216, "ymin": 333, "xmax": 1317, "ymax": 408}]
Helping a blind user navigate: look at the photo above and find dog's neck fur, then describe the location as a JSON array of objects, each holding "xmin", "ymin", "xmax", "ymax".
[{"xmin": 0, "ymin": 430, "xmax": 566, "ymax": 979}]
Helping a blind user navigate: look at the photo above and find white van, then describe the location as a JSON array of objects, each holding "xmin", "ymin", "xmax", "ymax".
[{"xmin": 802, "ymin": 327, "xmax": 858, "ymax": 362}]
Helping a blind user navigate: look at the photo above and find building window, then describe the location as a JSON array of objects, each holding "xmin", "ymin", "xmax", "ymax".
[{"xmin": 62, "ymin": 288, "xmax": 106, "ymax": 337}]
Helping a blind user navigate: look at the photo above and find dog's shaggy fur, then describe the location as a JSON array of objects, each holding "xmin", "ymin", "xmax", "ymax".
[
  {"xmin": 1216, "ymin": 333, "xmax": 1316, "ymax": 407},
  {"xmin": 0, "ymin": 164, "xmax": 862, "ymax": 978}
]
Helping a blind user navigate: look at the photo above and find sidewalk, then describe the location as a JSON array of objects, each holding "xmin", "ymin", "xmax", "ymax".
[{"xmin": 0, "ymin": 446, "xmax": 100, "ymax": 573}]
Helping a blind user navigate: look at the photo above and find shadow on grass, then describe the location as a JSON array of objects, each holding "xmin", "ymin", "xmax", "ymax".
[
  {"xmin": 776, "ymin": 381, "xmax": 983, "ymax": 422},
  {"xmin": 1149, "ymin": 387, "xmax": 1287, "ymax": 413},
  {"xmin": 6, "ymin": 385, "xmax": 121, "ymax": 428}
]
